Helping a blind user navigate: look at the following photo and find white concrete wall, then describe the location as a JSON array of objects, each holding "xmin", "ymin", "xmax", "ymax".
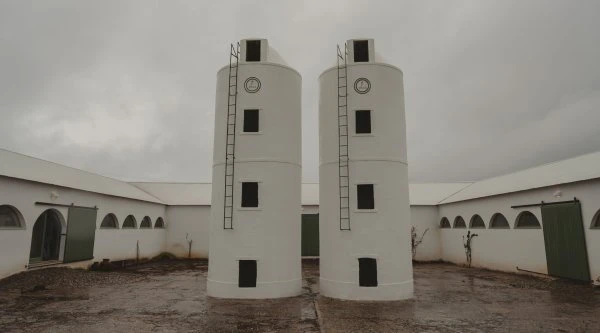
[
  {"xmin": 0, "ymin": 176, "xmax": 167, "ymax": 278},
  {"xmin": 319, "ymin": 45, "xmax": 413, "ymax": 300},
  {"xmin": 208, "ymin": 51, "xmax": 302, "ymax": 298},
  {"xmin": 438, "ymin": 179, "xmax": 600, "ymax": 280},
  {"xmin": 302, "ymin": 205, "xmax": 319, "ymax": 215},
  {"xmin": 165, "ymin": 205, "xmax": 210, "ymax": 258},
  {"xmin": 410, "ymin": 206, "xmax": 442, "ymax": 261}
]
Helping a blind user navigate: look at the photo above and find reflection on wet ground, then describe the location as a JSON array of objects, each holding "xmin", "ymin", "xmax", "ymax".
[{"xmin": 0, "ymin": 259, "xmax": 599, "ymax": 332}]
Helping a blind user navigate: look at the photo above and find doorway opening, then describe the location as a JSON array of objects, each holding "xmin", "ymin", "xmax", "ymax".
[
  {"xmin": 29, "ymin": 209, "xmax": 64, "ymax": 264},
  {"xmin": 239, "ymin": 260, "xmax": 257, "ymax": 288},
  {"xmin": 359, "ymin": 257, "xmax": 378, "ymax": 287}
]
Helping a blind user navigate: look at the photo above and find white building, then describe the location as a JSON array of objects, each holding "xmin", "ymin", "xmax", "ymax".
[
  {"xmin": 1, "ymin": 148, "xmax": 600, "ymax": 284},
  {"xmin": 318, "ymin": 39, "xmax": 413, "ymax": 300},
  {"xmin": 207, "ymin": 39, "xmax": 302, "ymax": 298}
]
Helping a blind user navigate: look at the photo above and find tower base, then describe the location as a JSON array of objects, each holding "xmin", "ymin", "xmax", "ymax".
[
  {"xmin": 207, "ymin": 278, "xmax": 302, "ymax": 299},
  {"xmin": 319, "ymin": 277, "xmax": 413, "ymax": 301}
]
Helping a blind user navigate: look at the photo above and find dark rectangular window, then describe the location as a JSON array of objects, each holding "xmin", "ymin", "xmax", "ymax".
[
  {"xmin": 355, "ymin": 110, "xmax": 371, "ymax": 134},
  {"xmin": 353, "ymin": 40, "xmax": 369, "ymax": 62},
  {"xmin": 244, "ymin": 109, "xmax": 259, "ymax": 132},
  {"xmin": 359, "ymin": 258, "xmax": 377, "ymax": 287},
  {"xmin": 246, "ymin": 40, "xmax": 261, "ymax": 62},
  {"xmin": 239, "ymin": 260, "xmax": 257, "ymax": 288},
  {"xmin": 357, "ymin": 184, "xmax": 374, "ymax": 209},
  {"xmin": 241, "ymin": 182, "xmax": 259, "ymax": 207}
]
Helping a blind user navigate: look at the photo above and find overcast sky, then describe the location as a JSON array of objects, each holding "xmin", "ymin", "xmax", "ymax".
[{"xmin": 1, "ymin": 0, "xmax": 599, "ymax": 183}]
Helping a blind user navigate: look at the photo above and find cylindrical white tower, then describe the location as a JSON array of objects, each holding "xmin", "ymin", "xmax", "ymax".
[
  {"xmin": 208, "ymin": 39, "xmax": 302, "ymax": 299},
  {"xmin": 318, "ymin": 39, "xmax": 413, "ymax": 300}
]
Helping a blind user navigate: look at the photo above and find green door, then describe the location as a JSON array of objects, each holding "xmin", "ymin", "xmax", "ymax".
[
  {"xmin": 301, "ymin": 214, "xmax": 319, "ymax": 257},
  {"xmin": 541, "ymin": 202, "xmax": 590, "ymax": 281},
  {"xmin": 63, "ymin": 207, "xmax": 98, "ymax": 263}
]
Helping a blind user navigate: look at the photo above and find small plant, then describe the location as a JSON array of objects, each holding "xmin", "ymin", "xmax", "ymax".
[
  {"xmin": 411, "ymin": 226, "xmax": 429, "ymax": 260},
  {"xmin": 463, "ymin": 231, "xmax": 478, "ymax": 267}
]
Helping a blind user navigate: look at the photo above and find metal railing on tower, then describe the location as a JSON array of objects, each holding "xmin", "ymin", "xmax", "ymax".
[
  {"xmin": 224, "ymin": 42, "xmax": 240, "ymax": 230},
  {"xmin": 337, "ymin": 44, "xmax": 351, "ymax": 231}
]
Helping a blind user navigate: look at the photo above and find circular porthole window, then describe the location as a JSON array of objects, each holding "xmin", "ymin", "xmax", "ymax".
[
  {"xmin": 354, "ymin": 78, "xmax": 371, "ymax": 94},
  {"xmin": 244, "ymin": 77, "xmax": 261, "ymax": 93}
]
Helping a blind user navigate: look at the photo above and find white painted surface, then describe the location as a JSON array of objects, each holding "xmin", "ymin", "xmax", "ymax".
[
  {"xmin": 302, "ymin": 205, "xmax": 319, "ymax": 215},
  {"xmin": 318, "ymin": 40, "xmax": 413, "ymax": 300},
  {"xmin": 165, "ymin": 205, "xmax": 210, "ymax": 258},
  {"xmin": 131, "ymin": 182, "xmax": 212, "ymax": 206},
  {"xmin": 410, "ymin": 206, "xmax": 442, "ymax": 261},
  {"xmin": 438, "ymin": 179, "xmax": 600, "ymax": 280},
  {"xmin": 302, "ymin": 183, "xmax": 319, "ymax": 206},
  {"xmin": 0, "ymin": 176, "xmax": 166, "ymax": 279},
  {"xmin": 409, "ymin": 183, "xmax": 473, "ymax": 206},
  {"xmin": 208, "ymin": 40, "xmax": 302, "ymax": 298},
  {"xmin": 440, "ymin": 151, "xmax": 600, "ymax": 204},
  {"xmin": 0, "ymin": 148, "xmax": 163, "ymax": 204}
]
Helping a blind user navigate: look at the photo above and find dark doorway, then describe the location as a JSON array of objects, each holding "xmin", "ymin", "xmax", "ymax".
[
  {"xmin": 301, "ymin": 214, "xmax": 319, "ymax": 256},
  {"xmin": 246, "ymin": 40, "xmax": 261, "ymax": 62},
  {"xmin": 355, "ymin": 110, "xmax": 371, "ymax": 134},
  {"xmin": 353, "ymin": 40, "xmax": 369, "ymax": 62},
  {"xmin": 29, "ymin": 210, "xmax": 63, "ymax": 263},
  {"xmin": 239, "ymin": 260, "xmax": 257, "ymax": 288},
  {"xmin": 357, "ymin": 184, "xmax": 375, "ymax": 209},
  {"xmin": 359, "ymin": 258, "xmax": 378, "ymax": 287},
  {"xmin": 243, "ymin": 109, "xmax": 259, "ymax": 132},
  {"xmin": 241, "ymin": 182, "xmax": 259, "ymax": 207},
  {"xmin": 541, "ymin": 201, "xmax": 591, "ymax": 281}
]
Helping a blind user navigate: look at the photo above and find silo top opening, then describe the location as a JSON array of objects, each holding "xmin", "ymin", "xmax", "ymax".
[
  {"xmin": 353, "ymin": 40, "xmax": 369, "ymax": 62},
  {"xmin": 246, "ymin": 40, "xmax": 261, "ymax": 62}
]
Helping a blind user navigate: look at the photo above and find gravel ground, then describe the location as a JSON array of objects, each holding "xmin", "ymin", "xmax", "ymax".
[
  {"xmin": 0, "ymin": 259, "xmax": 599, "ymax": 332},
  {"xmin": 0, "ymin": 268, "xmax": 144, "ymax": 292}
]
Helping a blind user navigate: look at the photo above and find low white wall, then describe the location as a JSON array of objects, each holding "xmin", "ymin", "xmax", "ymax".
[
  {"xmin": 0, "ymin": 176, "xmax": 167, "ymax": 278},
  {"xmin": 165, "ymin": 205, "xmax": 210, "ymax": 258},
  {"xmin": 438, "ymin": 179, "xmax": 600, "ymax": 279},
  {"xmin": 302, "ymin": 205, "xmax": 319, "ymax": 215},
  {"xmin": 410, "ymin": 205, "xmax": 442, "ymax": 261}
]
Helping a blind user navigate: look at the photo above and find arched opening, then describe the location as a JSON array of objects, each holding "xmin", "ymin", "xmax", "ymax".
[
  {"xmin": 490, "ymin": 213, "xmax": 510, "ymax": 229},
  {"xmin": 469, "ymin": 214, "xmax": 486, "ymax": 228},
  {"xmin": 140, "ymin": 216, "xmax": 152, "ymax": 229},
  {"xmin": 515, "ymin": 211, "xmax": 541, "ymax": 229},
  {"xmin": 100, "ymin": 213, "xmax": 119, "ymax": 229},
  {"xmin": 122, "ymin": 215, "xmax": 137, "ymax": 229},
  {"xmin": 29, "ymin": 209, "xmax": 64, "ymax": 263},
  {"xmin": 591, "ymin": 209, "xmax": 600, "ymax": 229},
  {"xmin": 454, "ymin": 216, "xmax": 466, "ymax": 228},
  {"xmin": 155, "ymin": 217, "xmax": 165, "ymax": 229},
  {"xmin": 0, "ymin": 205, "xmax": 25, "ymax": 228},
  {"xmin": 440, "ymin": 217, "xmax": 451, "ymax": 228}
]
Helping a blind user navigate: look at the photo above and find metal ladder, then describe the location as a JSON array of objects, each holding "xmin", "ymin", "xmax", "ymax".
[
  {"xmin": 224, "ymin": 42, "xmax": 240, "ymax": 230},
  {"xmin": 337, "ymin": 44, "xmax": 351, "ymax": 231}
]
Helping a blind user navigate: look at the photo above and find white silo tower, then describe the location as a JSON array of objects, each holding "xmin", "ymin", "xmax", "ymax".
[
  {"xmin": 208, "ymin": 39, "xmax": 302, "ymax": 299},
  {"xmin": 318, "ymin": 39, "xmax": 413, "ymax": 300}
]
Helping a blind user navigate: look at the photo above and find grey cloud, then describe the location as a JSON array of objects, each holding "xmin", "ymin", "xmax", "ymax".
[{"xmin": 1, "ymin": 0, "xmax": 599, "ymax": 183}]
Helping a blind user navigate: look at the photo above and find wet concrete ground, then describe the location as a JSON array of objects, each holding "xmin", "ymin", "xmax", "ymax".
[{"xmin": 0, "ymin": 259, "xmax": 599, "ymax": 332}]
